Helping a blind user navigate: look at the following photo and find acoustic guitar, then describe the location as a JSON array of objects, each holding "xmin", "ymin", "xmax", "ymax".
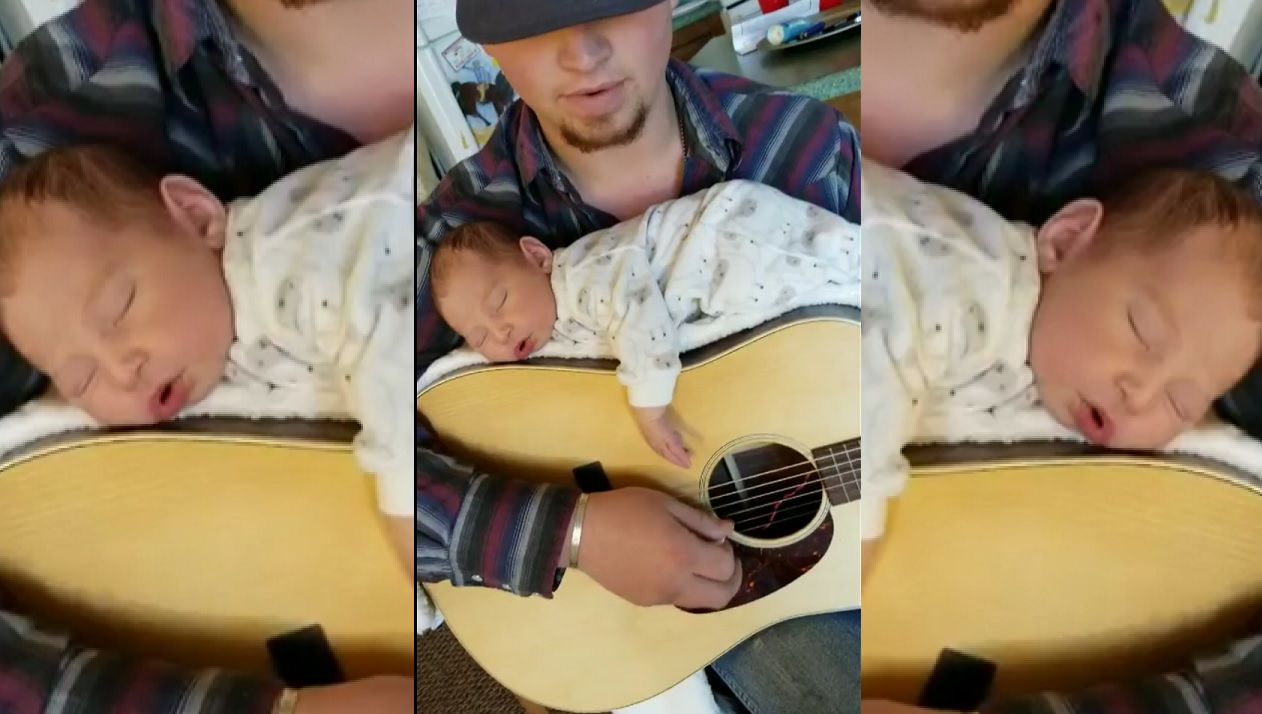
[
  {"xmin": 862, "ymin": 441, "xmax": 1262, "ymax": 704},
  {"xmin": 0, "ymin": 419, "xmax": 414, "ymax": 679},
  {"xmin": 418, "ymin": 306, "xmax": 862, "ymax": 713}
]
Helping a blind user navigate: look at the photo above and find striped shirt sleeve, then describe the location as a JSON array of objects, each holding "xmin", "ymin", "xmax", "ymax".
[
  {"xmin": 0, "ymin": 610, "xmax": 281, "ymax": 714},
  {"xmin": 417, "ymin": 448, "xmax": 579, "ymax": 596},
  {"xmin": 837, "ymin": 119, "xmax": 861, "ymax": 223},
  {"xmin": 983, "ymin": 631, "xmax": 1262, "ymax": 714}
]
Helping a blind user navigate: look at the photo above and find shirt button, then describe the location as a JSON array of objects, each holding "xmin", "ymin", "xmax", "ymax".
[{"xmin": 471, "ymin": 574, "xmax": 483, "ymax": 583}]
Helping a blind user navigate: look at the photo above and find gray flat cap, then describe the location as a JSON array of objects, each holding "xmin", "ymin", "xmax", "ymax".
[{"xmin": 457, "ymin": 0, "xmax": 668, "ymax": 44}]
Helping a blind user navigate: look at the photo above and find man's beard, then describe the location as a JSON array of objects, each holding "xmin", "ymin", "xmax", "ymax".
[
  {"xmin": 558, "ymin": 100, "xmax": 650, "ymax": 154},
  {"xmin": 869, "ymin": 0, "xmax": 1019, "ymax": 32}
]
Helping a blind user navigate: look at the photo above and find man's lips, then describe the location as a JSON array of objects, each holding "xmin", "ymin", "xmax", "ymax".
[
  {"xmin": 148, "ymin": 374, "xmax": 190, "ymax": 422},
  {"xmin": 1072, "ymin": 399, "xmax": 1115, "ymax": 445},
  {"xmin": 559, "ymin": 80, "xmax": 625, "ymax": 118},
  {"xmin": 565, "ymin": 80, "xmax": 622, "ymax": 98}
]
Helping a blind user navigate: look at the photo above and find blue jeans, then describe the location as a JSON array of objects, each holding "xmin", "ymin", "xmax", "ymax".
[{"xmin": 710, "ymin": 609, "xmax": 861, "ymax": 714}]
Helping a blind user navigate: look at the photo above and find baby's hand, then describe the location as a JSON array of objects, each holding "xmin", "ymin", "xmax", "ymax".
[{"xmin": 632, "ymin": 406, "xmax": 692, "ymax": 469}]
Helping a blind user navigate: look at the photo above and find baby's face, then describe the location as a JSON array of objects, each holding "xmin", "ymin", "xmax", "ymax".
[
  {"xmin": 0, "ymin": 191, "xmax": 233, "ymax": 426},
  {"xmin": 1030, "ymin": 208, "xmax": 1260, "ymax": 449},
  {"xmin": 436, "ymin": 239, "xmax": 558, "ymax": 362}
]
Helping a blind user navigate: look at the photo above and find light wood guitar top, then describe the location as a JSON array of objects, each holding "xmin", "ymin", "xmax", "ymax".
[
  {"xmin": 420, "ymin": 307, "xmax": 862, "ymax": 712},
  {"xmin": 863, "ymin": 443, "xmax": 1262, "ymax": 702},
  {"xmin": 0, "ymin": 420, "xmax": 413, "ymax": 678}
]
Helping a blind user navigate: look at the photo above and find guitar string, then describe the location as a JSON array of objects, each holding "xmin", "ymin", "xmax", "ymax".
[
  {"xmin": 702, "ymin": 445, "xmax": 860, "ymax": 506},
  {"xmin": 702, "ymin": 442, "xmax": 860, "ymax": 502},
  {"xmin": 706, "ymin": 452, "xmax": 861, "ymax": 520},
  {"xmin": 700, "ymin": 449, "xmax": 861, "ymax": 508},
  {"xmin": 704, "ymin": 463, "xmax": 857, "ymax": 509},
  {"xmin": 673, "ymin": 457, "xmax": 861, "ymax": 527},
  {"xmin": 727, "ymin": 495, "xmax": 836, "ymax": 528},
  {"xmin": 718, "ymin": 452, "xmax": 867, "ymax": 528},
  {"xmin": 737, "ymin": 444, "xmax": 870, "ymax": 528}
]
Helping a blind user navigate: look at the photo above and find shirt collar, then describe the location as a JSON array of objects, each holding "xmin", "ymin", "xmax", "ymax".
[
  {"xmin": 151, "ymin": 0, "xmax": 254, "ymax": 85},
  {"xmin": 512, "ymin": 59, "xmax": 745, "ymax": 191},
  {"xmin": 1013, "ymin": 0, "xmax": 1113, "ymax": 108}
]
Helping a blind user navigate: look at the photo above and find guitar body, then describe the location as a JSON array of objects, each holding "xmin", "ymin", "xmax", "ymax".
[
  {"xmin": 0, "ymin": 424, "xmax": 414, "ymax": 679},
  {"xmin": 862, "ymin": 445, "xmax": 1262, "ymax": 703},
  {"xmin": 419, "ymin": 308, "xmax": 861, "ymax": 713}
]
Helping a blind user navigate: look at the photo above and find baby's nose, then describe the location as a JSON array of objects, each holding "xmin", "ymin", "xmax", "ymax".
[
  {"xmin": 1118, "ymin": 372, "xmax": 1162, "ymax": 412},
  {"xmin": 104, "ymin": 348, "xmax": 146, "ymax": 390}
]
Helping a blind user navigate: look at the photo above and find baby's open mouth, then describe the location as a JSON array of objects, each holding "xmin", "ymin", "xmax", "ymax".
[
  {"xmin": 1073, "ymin": 399, "xmax": 1115, "ymax": 445},
  {"xmin": 148, "ymin": 375, "xmax": 189, "ymax": 422},
  {"xmin": 515, "ymin": 338, "xmax": 532, "ymax": 359}
]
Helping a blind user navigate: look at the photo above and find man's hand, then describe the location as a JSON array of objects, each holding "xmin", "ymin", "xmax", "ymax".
[
  {"xmin": 632, "ymin": 405, "xmax": 692, "ymax": 468},
  {"xmin": 294, "ymin": 676, "xmax": 414, "ymax": 713},
  {"xmin": 567, "ymin": 487, "xmax": 742, "ymax": 609}
]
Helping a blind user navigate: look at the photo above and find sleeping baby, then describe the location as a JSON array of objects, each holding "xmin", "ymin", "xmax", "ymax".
[
  {"xmin": 862, "ymin": 158, "xmax": 1262, "ymax": 568},
  {"xmin": 0, "ymin": 130, "xmax": 415, "ymax": 567},
  {"xmin": 429, "ymin": 179, "xmax": 858, "ymax": 467}
]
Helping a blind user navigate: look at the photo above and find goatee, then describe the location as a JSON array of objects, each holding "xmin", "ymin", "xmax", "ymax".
[{"xmin": 559, "ymin": 101, "xmax": 650, "ymax": 154}]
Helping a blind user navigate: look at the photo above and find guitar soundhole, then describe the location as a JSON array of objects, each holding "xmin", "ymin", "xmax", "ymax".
[
  {"xmin": 708, "ymin": 443, "xmax": 824, "ymax": 541},
  {"xmin": 691, "ymin": 442, "xmax": 833, "ymax": 612}
]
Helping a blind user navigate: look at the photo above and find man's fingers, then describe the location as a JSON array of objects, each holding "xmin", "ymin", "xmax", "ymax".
[
  {"xmin": 665, "ymin": 498, "xmax": 733, "ymax": 541},
  {"xmin": 686, "ymin": 535, "xmax": 738, "ymax": 581},
  {"xmin": 674, "ymin": 560, "xmax": 743, "ymax": 610}
]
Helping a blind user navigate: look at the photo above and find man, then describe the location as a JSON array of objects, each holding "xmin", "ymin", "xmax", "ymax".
[
  {"xmin": 417, "ymin": 1, "xmax": 861, "ymax": 711},
  {"xmin": 0, "ymin": 1, "xmax": 415, "ymax": 711},
  {"xmin": 862, "ymin": 0, "xmax": 1262, "ymax": 710}
]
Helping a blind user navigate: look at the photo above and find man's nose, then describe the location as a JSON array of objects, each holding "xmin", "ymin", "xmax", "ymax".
[{"xmin": 556, "ymin": 26, "xmax": 611, "ymax": 74}]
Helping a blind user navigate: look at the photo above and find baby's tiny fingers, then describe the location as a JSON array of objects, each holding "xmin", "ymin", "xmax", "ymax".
[{"xmin": 666, "ymin": 438, "xmax": 691, "ymax": 468}]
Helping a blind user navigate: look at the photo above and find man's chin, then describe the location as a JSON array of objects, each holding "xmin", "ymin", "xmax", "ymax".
[
  {"xmin": 558, "ymin": 104, "xmax": 648, "ymax": 154},
  {"xmin": 560, "ymin": 124, "xmax": 638, "ymax": 153}
]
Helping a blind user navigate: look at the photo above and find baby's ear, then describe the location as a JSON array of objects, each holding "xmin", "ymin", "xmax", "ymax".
[
  {"xmin": 519, "ymin": 236, "xmax": 553, "ymax": 272},
  {"xmin": 158, "ymin": 175, "xmax": 227, "ymax": 249},
  {"xmin": 1035, "ymin": 198, "xmax": 1103, "ymax": 273}
]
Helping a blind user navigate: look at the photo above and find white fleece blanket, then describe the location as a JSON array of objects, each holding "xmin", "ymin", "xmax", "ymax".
[
  {"xmin": 917, "ymin": 398, "xmax": 1262, "ymax": 495},
  {"xmin": 0, "ymin": 380, "xmax": 349, "ymax": 464},
  {"xmin": 415, "ymin": 287, "xmax": 859, "ymax": 395}
]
